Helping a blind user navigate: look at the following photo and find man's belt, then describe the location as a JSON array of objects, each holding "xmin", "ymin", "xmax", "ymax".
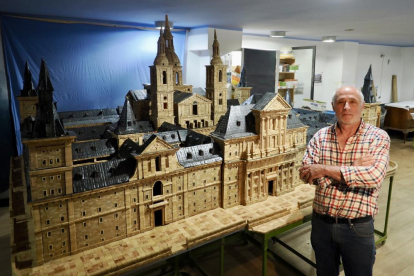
[{"xmin": 313, "ymin": 211, "xmax": 372, "ymax": 224}]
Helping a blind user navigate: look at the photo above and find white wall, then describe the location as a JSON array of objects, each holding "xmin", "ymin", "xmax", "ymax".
[
  {"xmin": 400, "ymin": 48, "xmax": 414, "ymax": 101},
  {"xmin": 241, "ymin": 35, "xmax": 414, "ymax": 107},
  {"xmin": 185, "ymin": 28, "xmax": 243, "ymax": 89},
  {"xmin": 356, "ymin": 44, "xmax": 403, "ymax": 104},
  {"xmin": 242, "ymin": 35, "xmax": 347, "ymax": 109}
]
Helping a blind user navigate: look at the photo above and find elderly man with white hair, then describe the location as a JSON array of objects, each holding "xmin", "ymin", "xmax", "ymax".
[{"xmin": 300, "ymin": 86, "xmax": 390, "ymax": 276}]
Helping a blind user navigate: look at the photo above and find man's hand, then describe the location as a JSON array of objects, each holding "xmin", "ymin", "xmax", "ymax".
[
  {"xmin": 299, "ymin": 164, "xmax": 326, "ymax": 184},
  {"xmin": 353, "ymin": 155, "xmax": 376, "ymax": 166}
]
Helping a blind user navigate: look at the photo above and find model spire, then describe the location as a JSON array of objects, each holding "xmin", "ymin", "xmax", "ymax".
[
  {"xmin": 163, "ymin": 14, "xmax": 174, "ymax": 49},
  {"xmin": 37, "ymin": 59, "xmax": 54, "ymax": 92},
  {"xmin": 210, "ymin": 29, "xmax": 222, "ymax": 65},
  {"xmin": 154, "ymin": 27, "xmax": 169, "ymax": 66},
  {"xmin": 21, "ymin": 61, "xmax": 37, "ymax": 97},
  {"xmin": 361, "ymin": 65, "xmax": 376, "ymax": 103},
  {"xmin": 33, "ymin": 59, "xmax": 66, "ymax": 138}
]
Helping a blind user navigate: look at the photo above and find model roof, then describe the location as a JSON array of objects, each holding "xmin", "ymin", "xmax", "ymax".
[
  {"xmin": 242, "ymin": 94, "xmax": 264, "ymax": 105},
  {"xmin": 143, "ymin": 131, "xmax": 181, "ymax": 145},
  {"xmin": 59, "ymin": 108, "xmax": 119, "ymax": 119},
  {"xmin": 173, "ymin": 91, "xmax": 193, "ymax": 103},
  {"xmin": 70, "ymin": 124, "xmax": 115, "ymax": 141},
  {"xmin": 72, "ymin": 138, "xmax": 117, "ymax": 161},
  {"xmin": 115, "ymin": 98, "xmax": 154, "ymax": 134},
  {"xmin": 252, "ymin": 92, "xmax": 278, "ymax": 110},
  {"xmin": 72, "ymin": 158, "xmax": 136, "ymax": 193},
  {"xmin": 20, "ymin": 62, "xmax": 37, "ymax": 97},
  {"xmin": 128, "ymin": 89, "xmax": 149, "ymax": 101},
  {"xmin": 212, "ymin": 104, "xmax": 256, "ymax": 139},
  {"xmin": 176, "ymin": 143, "xmax": 222, "ymax": 168},
  {"xmin": 286, "ymin": 109, "xmax": 306, "ymax": 129}
]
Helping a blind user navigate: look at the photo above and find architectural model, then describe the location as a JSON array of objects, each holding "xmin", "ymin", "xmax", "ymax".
[{"xmin": 10, "ymin": 15, "xmax": 312, "ymax": 275}]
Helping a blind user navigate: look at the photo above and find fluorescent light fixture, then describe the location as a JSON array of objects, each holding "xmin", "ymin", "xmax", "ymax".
[
  {"xmin": 270, "ymin": 31, "xmax": 286, "ymax": 38},
  {"xmin": 322, "ymin": 36, "xmax": 336, "ymax": 42},
  {"xmin": 155, "ymin": 21, "xmax": 174, "ymax": 29}
]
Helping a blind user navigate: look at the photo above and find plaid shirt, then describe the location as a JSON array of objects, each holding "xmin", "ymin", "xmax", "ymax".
[{"xmin": 303, "ymin": 120, "xmax": 390, "ymax": 219}]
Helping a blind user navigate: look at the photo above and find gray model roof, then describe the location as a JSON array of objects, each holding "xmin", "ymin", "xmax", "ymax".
[
  {"xmin": 128, "ymin": 89, "xmax": 149, "ymax": 101},
  {"xmin": 115, "ymin": 99, "xmax": 154, "ymax": 135},
  {"xmin": 241, "ymin": 94, "xmax": 264, "ymax": 105},
  {"xmin": 293, "ymin": 108, "xmax": 336, "ymax": 125},
  {"xmin": 300, "ymin": 119, "xmax": 330, "ymax": 143},
  {"xmin": 173, "ymin": 91, "xmax": 193, "ymax": 103},
  {"xmin": 62, "ymin": 115, "xmax": 119, "ymax": 128},
  {"xmin": 252, "ymin": 92, "xmax": 278, "ymax": 110},
  {"xmin": 143, "ymin": 131, "xmax": 181, "ymax": 145},
  {"xmin": 176, "ymin": 143, "xmax": 222, "ymax": 168},
  {"xmin": 72, "ymin": 138, "xmax": 117, "ymax": 161},
  {"xmin": 287, "ymin": 109, "xmax": 306, "ymax": 129},
  {"xmin": 212, "ymin": 104, "xmax": 256, "ymax": 139},
  {"xmin": 70, "ymin": 124, "xmax": 115, "ymax": 141},
  {"xmin": 72, "ymin": 158, "xmax": 136, "ymax": 193},
  {"xmin": 59, "ymin": 108, "xmax": 118, "ymax": 120}
]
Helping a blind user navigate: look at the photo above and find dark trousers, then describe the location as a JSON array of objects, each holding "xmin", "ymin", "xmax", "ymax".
[{"xmin": 311, "ymin": 215, "xmax": 376, "ymax": 276}]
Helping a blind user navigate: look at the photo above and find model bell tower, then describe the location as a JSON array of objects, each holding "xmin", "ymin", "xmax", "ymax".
[
  {"xmin": 163, "ymin": 15, "xmax": 192, "ymax": 93},
  {"xmin": 206, "ymin": 30, "xmax": 227, "ymax": 125},
  {"xmin": 149, "ymin": 28, "xmax": 175, "ymax": 129}
]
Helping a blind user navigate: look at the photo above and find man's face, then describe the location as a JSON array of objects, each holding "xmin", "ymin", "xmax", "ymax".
[{"xmin": 332, "ymin": 88, "xmax": 364, "ymax": 126}]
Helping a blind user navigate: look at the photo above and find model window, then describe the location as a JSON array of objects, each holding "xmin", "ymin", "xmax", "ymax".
[
  {"xmin": 60, "ymin": 216, "xmax": 64, "ymax": 222},
  {"xmin": 99, "ymin": 217, "xmax": 103, "ymax": 223},
  {"xmin": 43, "ymin": 190, "xmax": 47, "ymax": 197},
  {"xmin": 46, "ymin": 220, "xmax": 50, "ymax": 225},
  {"xmin": 47, "ymin": 232, "xmax": 51, "ymax": 237},
  {"xmin": 219, "ymin": 99, "xmax": 223, "ymax": 105},
  {"xmin": 162, "ymin": 71, "xmax": 167, "ymax": 84},
  {"xmin": 62, "ymin": 241, "xmax": 66, "ymax": 247},
  {"xmin": 61, "ymin": 228, "xmax": 65, "ymax": 234},
  {"xmin": 219, "ymin": 70, "xmax": 223, "ymax": 82},
  {"xmin": 56, "ymin": 158, "xmax": 60, "ymax": 163},
  {"xmin": 163, "ymin": 102, "xmax": 168, "ymax": 109},
  {"xmin": 116, "ymin": 226, "xmax": 119, "ymax": 230},
  {"xmin": 153, "ymin": 181, "xmax": 162, "ymax": 196},
  {"xmin": 49, "ymin": 159, "xmax": 54, "ymax": 164},
  {"xmin": 58, "ymin": 188, "xmax": 62, "ymax": 194}
]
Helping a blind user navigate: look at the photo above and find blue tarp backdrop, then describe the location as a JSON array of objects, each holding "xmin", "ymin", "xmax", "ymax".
[{"xmin": 0, "ymin": 15, "xmax": 186, "ymax": 192}]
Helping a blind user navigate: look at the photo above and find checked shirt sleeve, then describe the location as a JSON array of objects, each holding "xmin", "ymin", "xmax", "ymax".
[
  {"xmin": 302, "ymin": 130, "xmax": 333, "ymax": 188},
  {"xmin": 340, "ymin": 131, "xmax": 390, "ymax": 189}
]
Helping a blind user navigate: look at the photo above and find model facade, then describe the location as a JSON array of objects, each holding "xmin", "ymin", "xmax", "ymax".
[{"xmin": 10, "ymin": 16, "xmax": 308, "ymax": 272}]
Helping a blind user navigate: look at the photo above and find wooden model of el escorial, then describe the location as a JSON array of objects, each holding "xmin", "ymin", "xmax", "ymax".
[{"xmin": 10, "ymin": 15, "xmax": 314, "ymax": 275}]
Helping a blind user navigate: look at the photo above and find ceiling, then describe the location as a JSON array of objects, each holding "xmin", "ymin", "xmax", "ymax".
[{"xmin": 1, "ymin": 0, "xmax": 414, "ymax": 46}]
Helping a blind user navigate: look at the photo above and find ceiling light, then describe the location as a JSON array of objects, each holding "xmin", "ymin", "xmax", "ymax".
[
  {"xmin": 270, "ymin": 31, "xmax": 286, "ymax": 38},
  {"xmin": 155, "ymin": 21, "xmax": 173, "ymax": 29},
  {"xmin": 322, "ymin": 36, "xmax": 336, "ymax": 43}
]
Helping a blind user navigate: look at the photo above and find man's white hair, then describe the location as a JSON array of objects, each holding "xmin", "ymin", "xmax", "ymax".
[{"xmin": 331, "ymin": 87, "xmax": 364, "ymax": 106}]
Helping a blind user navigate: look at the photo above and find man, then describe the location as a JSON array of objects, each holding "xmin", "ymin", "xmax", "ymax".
[{"xmin": 300, "ymin": 86, "xmax": 390, "ymax": 276}]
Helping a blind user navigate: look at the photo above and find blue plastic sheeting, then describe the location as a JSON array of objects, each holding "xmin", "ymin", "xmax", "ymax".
[{"xmin": 2, "ymin": 16, "xmax": 185, "ymax": 153}]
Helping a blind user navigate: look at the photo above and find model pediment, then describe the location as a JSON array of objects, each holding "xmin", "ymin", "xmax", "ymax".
[
  {"xmin": 181, "ymin": 93, "xmax": 211, "ymax": 104},
  {"xmin": 253, "ymin": 92, "xmax": 291, "ymax": 112},
  {"xmin": 140, "ymin": 136, "xmax": 175, "ymax": 154}
]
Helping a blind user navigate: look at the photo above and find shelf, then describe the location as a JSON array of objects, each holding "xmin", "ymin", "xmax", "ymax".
[{"xmin": 280, "ymin": 58, "xmax": 296, "ymax": 64}]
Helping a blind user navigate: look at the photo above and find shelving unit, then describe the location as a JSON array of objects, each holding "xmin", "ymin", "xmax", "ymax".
[{"xmin": 278, "ymin": 58, "xmax": 297, "ymax": 104}]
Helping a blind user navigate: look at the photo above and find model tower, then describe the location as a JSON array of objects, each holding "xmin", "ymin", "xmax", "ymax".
[
  {"xmin": 149, "ymin": 28, "xmax": 175, "ymax": 129},
  {"xmin": 17, "ymin": 62, "xmax": 38, "ymax": 124},
  {"xmin": 206, "ymin": 30, "xmax": 227, "ymax": 125}
]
